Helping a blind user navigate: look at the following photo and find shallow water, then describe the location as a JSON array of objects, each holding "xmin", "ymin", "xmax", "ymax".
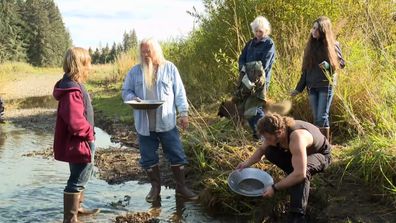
[{"xmin": 0, "ymin": 124, "xmax": 224, "ymax": 223}]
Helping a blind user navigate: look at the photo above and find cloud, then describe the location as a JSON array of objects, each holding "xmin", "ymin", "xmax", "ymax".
[{"xmin": 54, "ymin": 0, "xmax": 204, "ymax": 49}]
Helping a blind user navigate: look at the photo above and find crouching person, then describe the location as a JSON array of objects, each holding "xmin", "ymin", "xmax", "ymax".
[
  {"xmin": 53, "ymin": 47, "xmax": 100, "ymax": 223},
  {"xmin": 237, "ymin": 113, "xmax": 331, "ymax": 222},
  {"xmin": 122, "ymin": 38, "xmax": 198, "ymax": 203}
]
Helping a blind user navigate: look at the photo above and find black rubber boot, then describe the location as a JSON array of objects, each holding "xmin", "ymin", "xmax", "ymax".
[
  {"xmin": 171, "ymin": 165, "xmax": 198, "ymax": 200},
  {"xmin": 145, "ymin": 165, "xmax": 161, "ymax": 203}
]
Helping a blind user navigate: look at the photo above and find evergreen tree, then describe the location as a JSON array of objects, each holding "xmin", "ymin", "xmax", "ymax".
[
  {"xmin": 100, "ymin": 43, "xmax": 110, "ymax": 64},
  {"xmin": 122, "ymin": 29, "xmax": 138, "ymax": 52},
  {"xmin": 0, "ymin": 0, "xmax": 26, "ymax": 62},
  {"xmin": 109, "ymin": 42, "xmax": 117, "ymax": 62},
  {"xmin": 116, "ymin": 43, "xmax": 123, "ymax": 54},
  {"xmin": 92, "ymin": 48, "xmax": 100, "ymax": 64},
  {"xmin": 22, "ymin": 0, "xmax": 71, "ymax": 66},
  {"xmin": 130, "ymin": 29, "xmax": 138, "ymax": 50}
]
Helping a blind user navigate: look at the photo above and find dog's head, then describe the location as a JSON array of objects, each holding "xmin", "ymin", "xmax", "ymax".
[{"xmin": 218, "ymin": 100, "xmax": 239, "ymax": 119}]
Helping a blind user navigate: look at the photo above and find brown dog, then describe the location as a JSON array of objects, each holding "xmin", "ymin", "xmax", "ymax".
[{"xmin": 217, "ymin": 98, "xmax": 292, "ymax": 123}]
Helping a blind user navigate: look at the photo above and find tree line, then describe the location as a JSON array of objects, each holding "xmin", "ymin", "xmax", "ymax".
[
  {"xmin": 0, "ymin": 0, "xmax": 139, "ymax": 66},
  {"xmin": 0, "ymin": 0, "xmax": 71, "ymax": 67},
  {"xmin": 89, "ymin": 30, "xmax": 138, "ymax": 64}
]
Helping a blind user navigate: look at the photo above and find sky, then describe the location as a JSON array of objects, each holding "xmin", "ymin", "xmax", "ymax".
[{"xmin": 54, "ymin": 0, "xmax": 205, "ymax": 49}]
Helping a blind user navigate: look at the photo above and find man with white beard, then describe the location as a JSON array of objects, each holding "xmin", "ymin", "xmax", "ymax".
[{"xmin": 122, "ymin": 38, "xmax": 198, "ymax": 203}]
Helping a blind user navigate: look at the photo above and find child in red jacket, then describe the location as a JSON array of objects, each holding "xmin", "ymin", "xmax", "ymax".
[{"xmin": 53, "ymin": 47, "xmax": 99, "ymax": 223}]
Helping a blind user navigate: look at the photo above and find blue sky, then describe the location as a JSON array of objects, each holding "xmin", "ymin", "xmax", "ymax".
[{"xmin": 54, "ymin": 0, "xmax": 204, "ymax": 49}]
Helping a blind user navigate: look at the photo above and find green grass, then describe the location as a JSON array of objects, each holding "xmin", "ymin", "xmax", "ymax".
[
  {"xmin": 0, "ymin": 61, "xmax": 61, "ymax": 83},
  {"xmin": 89, "ymin": 87, "xmax": 133, "ymax": 124}
]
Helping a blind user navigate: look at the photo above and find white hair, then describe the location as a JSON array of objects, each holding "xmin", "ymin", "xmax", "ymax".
[
  {"xmin": 139, "ymin": 37, "xmax": 165, "ymax": 65},
  {"xmin": 250, "ymin": 16, "xmax": 271, "ymax": 36}
]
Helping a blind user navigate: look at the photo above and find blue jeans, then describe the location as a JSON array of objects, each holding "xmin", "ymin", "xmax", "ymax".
[
  {"xmin": 64, "ymin": 142, "xmax": 95, "ymax": 193},
  {"xmin": 137, "ymin": 127, "xmax": 188, "ymax": 169},
  {"xmin": 248, "ymin": 107, "xmax": 265, "ymax": 136},
  {"xmin": 308, "ymin": 87, "xmax": 334, "ymax": 127}
]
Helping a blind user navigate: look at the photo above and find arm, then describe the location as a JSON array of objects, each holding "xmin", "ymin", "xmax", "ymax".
[
  {"xmin": 172, "ymin": 63, "xmax": 188, "ymax": 116},
  {"xmin": 172, "ymin": 63, "xmax": 189, "ymax": 130},
  {"xmin": 236, "ymin": 142, "xmax": 269, "ymax": 169},
  {"xmin": 60, "ymin": 91, "xmax": 94, "ymax": 141},
  {"xmin": 238, "ymin": 41, "xmax": 250, "ymax": 71},
  {"xmin": 261, "ymin": 39, "xmax": 276, "ymax": 79},
  {"xmin": 263, "ymin": 130, "xmax": 312, "ymax": 198},
  {"xmin": 273, "ymin": 130, "xmax": 310, "ymax": 189},
  {"xmin": 121, "ymin": 68, "xmax": 138, "ymax": 101},
  {"xmin": 293, "ymin": 71, "xmax": 307, "ymax": 94}
]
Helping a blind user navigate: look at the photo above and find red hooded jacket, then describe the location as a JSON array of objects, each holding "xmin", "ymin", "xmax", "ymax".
[{"xmin": 53, "ymin": 80, "xmax": 94, "ymax": 163}]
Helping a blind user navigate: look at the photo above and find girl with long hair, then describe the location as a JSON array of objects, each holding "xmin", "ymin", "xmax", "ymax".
[{"xmin": 291, "ymin": 16, "xmax": 345, "ymax": 140}]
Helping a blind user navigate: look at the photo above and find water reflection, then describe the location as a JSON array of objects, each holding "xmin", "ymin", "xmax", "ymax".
[{"xmin": 0, "ymin": 124, "xmax": 222, "ymax": 223}]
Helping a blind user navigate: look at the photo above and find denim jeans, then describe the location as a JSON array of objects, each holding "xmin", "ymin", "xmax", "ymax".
[
  {"xmin": 64, "ymin": 141, "xmax": 95, "ymax": 193},
  {"xmin": 248, "ymin": 107, "xmax": 265, "ymax": 136},
  {"xmin": 308, "ymin": 87, "xmax": 334, "ymax": 127},
  {"xmin": 137, "ymin": 127, "xmax": 188, "ymax": 169},
  {"xmin": 264, "ymin": 146, "xmax": 331, "ymax": 214}
]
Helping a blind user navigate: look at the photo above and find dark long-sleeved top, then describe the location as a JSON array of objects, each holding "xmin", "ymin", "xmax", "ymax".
[
  {"xmin": 238, "ymin": 37, "xmax": 276, "ymax": 87},
  {"xmin": 295, "ymin": 42, "xmax": 345, "ymax": 92}
]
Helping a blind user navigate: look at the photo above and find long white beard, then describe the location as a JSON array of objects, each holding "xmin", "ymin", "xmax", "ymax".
[{"xmin": 143, "ymin": 59, "xmax": 155, "ymax": 89}]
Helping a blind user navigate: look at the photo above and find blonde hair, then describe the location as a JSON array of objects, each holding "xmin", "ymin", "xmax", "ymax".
[
  {"xmin": 257, "ymin": 113, "xmax": 295, "ymax": 135},
  {"xmin": 63, "ymin": 47, "xmax": 91, "ymax": 83},
  {"xmin": 250, "ymin": 16, "xmax": 271, "ymax": 36}
]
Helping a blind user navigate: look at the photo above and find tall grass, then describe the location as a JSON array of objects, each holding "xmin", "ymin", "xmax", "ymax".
[
  {"xmin": 113, "ymin": 50, "xmax": 137, "ymax": 82},
  {"xmin": 164, "ymin": 0, "xmax": 396, "ymax": 214},
  {"xmin": 0, "ymin": 61, "xmax": 60, "ymax": 83}
]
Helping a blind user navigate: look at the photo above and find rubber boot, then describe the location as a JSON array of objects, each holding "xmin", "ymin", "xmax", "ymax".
[
  {"xmin": 319, "ymin": 127, "xmax": 330, "ymax": 142},
  {"xmin": 145, "ymin": 165, "xmax": 161, "ymax": 203},
  {"xmin": 78, "ymin": 191, "xmax": 100, "ymax": 216},
  {"xmin": 64, "ymin": 192, "xmax": 82, "ymax": 223},
  {"xmin": 171, "ymin": 165, "xmax": 199, "ymax": 200}
]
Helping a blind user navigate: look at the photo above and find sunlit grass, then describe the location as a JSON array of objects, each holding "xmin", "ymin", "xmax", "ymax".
[{"xmin": 0, "ymin": 62, "xmax": 61, "ymax": 83}]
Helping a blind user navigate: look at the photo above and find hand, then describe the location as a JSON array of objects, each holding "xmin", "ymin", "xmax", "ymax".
[
  {"xmin": 133, "ymin": 97, "xmax": 141, "ymax": 102},
  {"xmin": 290, "ymin": 89, "xmax": 299, "ymax": 97},
  {"xmin": 236, "ymin": 161, "xmax": 248, "ymax": 171},
  {"xmin": 319, "ymin": 61, "xmax": 330, "ymax": 70},
  {"xmin": 262, "ymin": 185, "xmax": 275, "ymax": 198},
  {"xmin": 179, "ymin": 116, "xmax": 189, "ymax": 130}
]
